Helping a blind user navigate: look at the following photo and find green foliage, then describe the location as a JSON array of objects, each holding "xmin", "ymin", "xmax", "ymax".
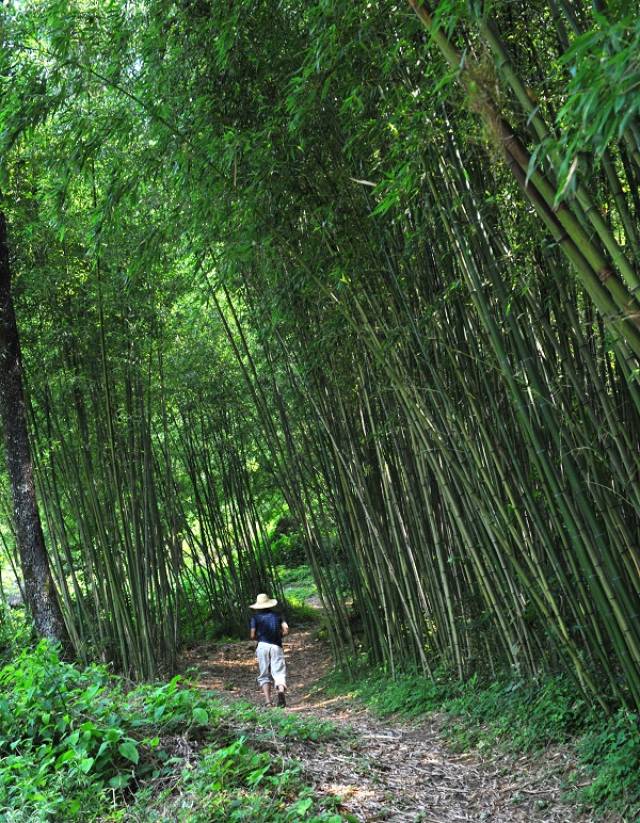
[
  {"xmin": 0, "ymin": 602, "xmax": 30, "ymax": 665},
  {"xmin": 328, "ymin": 666, "xmax": 590, "ymax": 749},
  {"xmin": 443, "ymin": 676, "xmax": 590, "ymax": 752},
  {"xmin": 577, "ymin": 709, "xmax": 640, "ymax": 812},
  {"xmin": 326, "ymin": 665, "xmax": 455, "ymax": 719},
  {"xmin": 218, "ymin": 698, "xmax": 337, "ymax": 744},
  {"xmin": 0, "ymin": 642, "xmax": 341, "ymax": 821},
  {"xmin": 174, "ymin": 739, "xmax": 332, "ymax": 821},
  {"xmin": 117, "ymin": 736, "xmax": 344, "ymax": 821},
  {"xmin": 178, "ymin": 571, "xmax": 248, "ymax": 645},
  {"xmin": 3, "ymin": 0, "xmax": 640, "ymax": 760},
  {"xmin": 0, "ymin": 641, "xmax": 213, "ymax": 819},
  {"xmin": 272, "ymin": 564, "xmax": 324, "ymax": 623},
  {"xmin": 278, "ymin": 564, "xmax": 318, "ymax": 600},
  {"xmin": 554, "ymin": 12, "xmax": 640, "ymax": 194},
  {"xmin": 285, "ymin": 597, "xmax": 322, "ymax": 624},
  {"xmin": 277, "ymin": 563, "xmax": 323, "ymax": 622},
  {"xmin": 269, "ymin": 533, "xmax": 308, "ymax": 568}
]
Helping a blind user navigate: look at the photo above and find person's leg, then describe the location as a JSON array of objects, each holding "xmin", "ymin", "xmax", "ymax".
[
  {"xmin": 271, "ymin": 645, "xmax": 287, "ymax": 707},
  {"xmin": 261, "ymin": 682, "xmax": 272, "ymax": 706},
  {"xmin": 256, "ymin": 642, "xmax": 274, "ymax": 706}
]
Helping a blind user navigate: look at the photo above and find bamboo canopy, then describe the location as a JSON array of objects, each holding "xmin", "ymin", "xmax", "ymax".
[{"xmin": 0, "ymin": 0, "xmax": 639, "ymax": 716}]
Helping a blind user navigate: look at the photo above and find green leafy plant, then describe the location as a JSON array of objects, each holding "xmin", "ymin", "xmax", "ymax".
[
  {"xmin": 143, "ymin": 736, "xmax": 344, "ymax": 821},
  {"xmin": 0, "ymin": 642, "xmax": 211, "ymax": 818},
  {"xmin": 270, "ymin": 533, "xmax": 307, "ymax": 568},
  {"xmin": 0, "ymin": 641, "xmax": 343, "ymax": 820},
  {"xmin": 577, "ymin": 709, "xmax": 640, "ymax": 812}
]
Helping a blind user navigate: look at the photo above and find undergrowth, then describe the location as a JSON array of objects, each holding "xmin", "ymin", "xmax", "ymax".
[
  {"xmin": 278, "ymin": 564, "xmax": 322, "ymax": 624},
  {"xmin": 325, "ymin": 666, "xmax": 640, "ymax": 817},
  {"xmin": 278, "ymin": 565, "xmax": 318, "ymax": 601},
  {"xmin": 0, "ymin": 641, "xmax": 342, "ymax": 822},
  {"xmin": 218, "ymin": 698, "xmax": 337, "ymax": 744},
  {"xmin": 107, "ymin": 737, "xmax": 344, "ymax": 822}
]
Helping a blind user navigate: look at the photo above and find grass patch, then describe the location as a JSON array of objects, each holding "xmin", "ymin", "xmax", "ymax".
[
  {"xmin": 277, "ymin": 565, "xmax": 318, "ymax": 602},
  {"xmin": 214, "ymin": 697, "xmax": 338, "ymax": 744},
  {"xmin": 285, "ymin": 595, "xmax": 321, "ymax": 623},
  {"xmin": 324, "ymin": 666, "xmax": 453, "ymax": 721}
]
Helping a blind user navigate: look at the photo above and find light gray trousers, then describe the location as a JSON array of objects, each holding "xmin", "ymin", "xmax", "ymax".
[{"xmin": 256, "ymin": 641, "xmax": 287, "ymax": 687}]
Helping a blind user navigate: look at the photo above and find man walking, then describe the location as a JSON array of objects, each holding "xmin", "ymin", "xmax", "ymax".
[{"xmin": 249, "ymin": 592, "xmax": 289, "ymax": 707}]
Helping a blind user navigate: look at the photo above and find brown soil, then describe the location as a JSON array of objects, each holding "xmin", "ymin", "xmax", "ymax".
[{"xmin": 180, "ymin": 627, "xmax": 621, "ymax": 823}]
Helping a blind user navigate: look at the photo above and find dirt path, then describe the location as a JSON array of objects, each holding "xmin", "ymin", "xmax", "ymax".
[{"xmin": 181, "ymin": 627, "xmax": 616, "ymax": 823}]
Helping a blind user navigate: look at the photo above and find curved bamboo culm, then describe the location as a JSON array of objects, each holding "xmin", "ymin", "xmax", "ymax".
[{"xmin": 407, "ymin": 0, "xmax": 640, "ymax": 359}]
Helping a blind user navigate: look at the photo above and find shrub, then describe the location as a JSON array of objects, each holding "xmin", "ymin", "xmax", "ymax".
[
  {"xmin": 0, "ymin": 600, "xmax": 30, "ymax": 665},
  {"xmin": 269, "ymin": 532, "xmax": 307, "ymax": 568},
  {"xmin": 0, "ymin": 641, "xmax": 211, "ymax": 820}
]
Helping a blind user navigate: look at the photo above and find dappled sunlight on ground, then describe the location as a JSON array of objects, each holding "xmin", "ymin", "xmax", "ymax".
[{"xmin": 180, "ymin": 627, "xmax": 618, "ymax": 822}]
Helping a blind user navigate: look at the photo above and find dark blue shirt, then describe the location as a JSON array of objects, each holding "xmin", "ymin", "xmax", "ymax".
[{"xmin": 250, "ymin": 609, "xmax": 284, "ymax": 646}]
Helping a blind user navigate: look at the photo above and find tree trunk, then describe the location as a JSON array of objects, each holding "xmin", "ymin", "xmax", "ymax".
[{"xmin": 0, "ymin": 210, "xmax": 69, "ymax": 646}]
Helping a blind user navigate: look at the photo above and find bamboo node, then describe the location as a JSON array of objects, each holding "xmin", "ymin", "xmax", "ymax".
[{"xmin": 598, "ymin": 267, "xmax": 614, "ymax": 284}]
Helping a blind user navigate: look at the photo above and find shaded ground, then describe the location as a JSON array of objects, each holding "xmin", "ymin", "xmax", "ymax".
[{"xmin": 181, "ymin": 628, "xmax": 619, "ymax": 822}]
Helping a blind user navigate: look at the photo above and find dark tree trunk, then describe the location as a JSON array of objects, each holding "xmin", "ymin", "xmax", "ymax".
[{"xmin": 0, "ymin": 211, "xmax": 69, "ymax": 646}]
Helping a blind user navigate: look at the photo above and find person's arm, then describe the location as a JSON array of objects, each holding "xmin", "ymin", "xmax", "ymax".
[
  {"xmin": 250, "ymin": 616, "xmax": 256, "ymax": 641},
  {"xmin": 281, "ymin": 621, "xmax": 289, "ymax": 637}
]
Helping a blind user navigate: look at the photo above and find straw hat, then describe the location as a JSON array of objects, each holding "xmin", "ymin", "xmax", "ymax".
[{"xmin": 250, "ymin": 592, "xmax": 278, "ymax": 609}]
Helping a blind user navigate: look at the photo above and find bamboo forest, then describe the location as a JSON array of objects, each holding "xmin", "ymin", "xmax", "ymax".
[{"xmin": 1, "ymin": 0, "xmax": 640, "ymax": 820}]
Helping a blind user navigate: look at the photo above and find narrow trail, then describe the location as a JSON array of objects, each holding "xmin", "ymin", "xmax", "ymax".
[{"xmin": 181, "ymin": 627, "xmax": 616, "ymax": 823}]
